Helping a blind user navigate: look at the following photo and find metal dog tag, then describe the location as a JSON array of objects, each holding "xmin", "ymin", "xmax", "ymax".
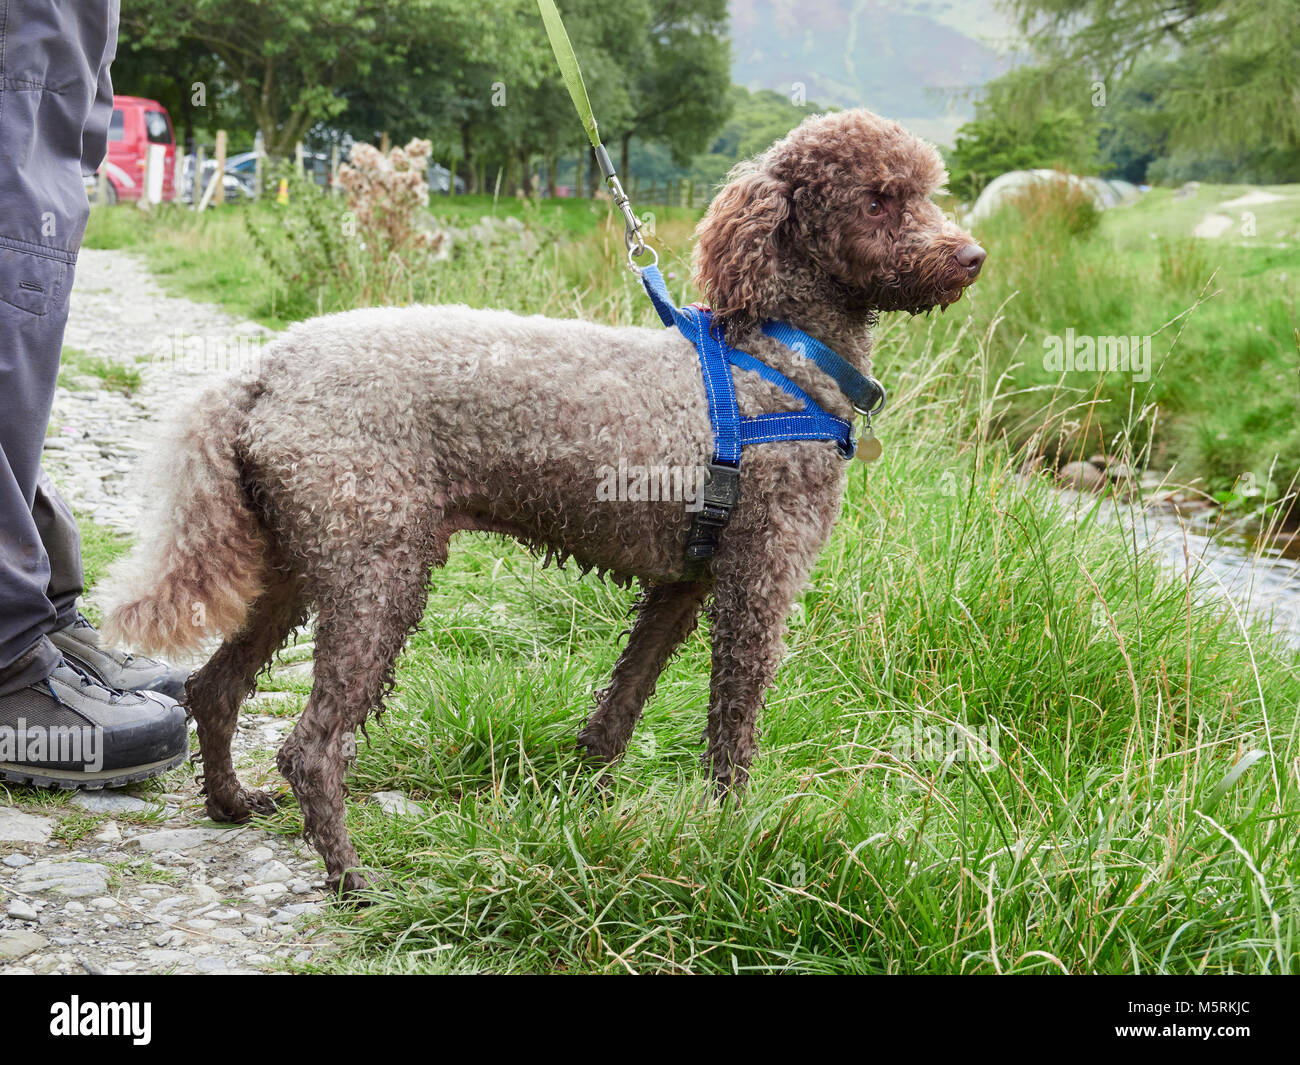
[{"xmin": 857, "ymin": 428, "xmax": 883, "ymax": 463}]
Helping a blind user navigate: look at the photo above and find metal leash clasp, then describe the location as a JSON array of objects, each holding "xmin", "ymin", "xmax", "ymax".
[{"xmin": 594, "ymin": 144, "xmax": 656, "ymax": 274}]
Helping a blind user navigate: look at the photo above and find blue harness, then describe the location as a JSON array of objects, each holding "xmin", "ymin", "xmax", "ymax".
[{"xmin": 638, "ymin": 264, "xmax": 884, "ymax": 569}]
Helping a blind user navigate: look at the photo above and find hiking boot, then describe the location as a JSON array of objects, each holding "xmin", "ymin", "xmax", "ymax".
[
  {"xmin": 0, "ymin": 659, "xmax": 189, "ymax": 789},
  {"xmin": 49, "ymin": 613, "xmax": 189, "ymax": 702}
]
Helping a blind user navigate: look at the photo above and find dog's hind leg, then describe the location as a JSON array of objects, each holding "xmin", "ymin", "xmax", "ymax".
[
  {"xmin": 189, "ymin": 572, "xmax": 306, "ymax": 823},
  {"xmin": 276, "ymin": 547, "xmax": 432, "ymax": 896},
  {"xmin": 577, "ymin": 579, "xmax": 709, "ymax": 763}
]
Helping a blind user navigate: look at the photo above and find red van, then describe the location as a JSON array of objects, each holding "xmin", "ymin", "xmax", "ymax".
[{"xmin": 93, "ymin": 95, "xmax": 176, "ymax": 204}]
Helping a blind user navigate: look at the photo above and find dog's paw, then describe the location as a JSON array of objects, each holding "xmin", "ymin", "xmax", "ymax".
[
  {"xmin": 327, "ymin": 869, "xmax": 373, "ymax": 904},
  {"xmin": 205, "ymin": 786, "xmax": 280, "ymax": 823}
]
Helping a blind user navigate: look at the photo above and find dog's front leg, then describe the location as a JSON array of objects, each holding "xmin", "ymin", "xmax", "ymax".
[
  {"xmin": 578, "ymin": 579, "xmax": 709, "ymax": 763},
  {"xmin": 703, "ymin": 530, "xmax": 819, "ymax": 795}
]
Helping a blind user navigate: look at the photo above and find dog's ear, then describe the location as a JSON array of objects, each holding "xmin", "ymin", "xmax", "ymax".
[{"xmin": 692, "ymin": 169, "xmax": 790, "ymax": 326}]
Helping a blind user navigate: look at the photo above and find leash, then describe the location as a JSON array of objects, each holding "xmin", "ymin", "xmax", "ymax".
[
  {"xmin": 536, "ymin": 0, "xmax": 887, "ymax": 573},
  {"xmin": 537, "ymin": 0, "xmax": 647, "ymax": 261}
]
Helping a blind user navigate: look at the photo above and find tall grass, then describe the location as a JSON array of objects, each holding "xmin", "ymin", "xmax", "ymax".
[
  {"xmin": 953, "ymin": 180, "xmax": 1300, "ymax": 502},
  {"xmin": 295, "ymin": 281, "xmax": 1300, "ymax": 975},
  {"xmin": 81, "ymin": 194, "xmax": 1300, "ymax": 973}
]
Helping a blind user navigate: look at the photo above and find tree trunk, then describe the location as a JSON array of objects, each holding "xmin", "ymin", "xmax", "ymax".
[{"xmin": 460, "ymin": 121, "xmax": 475, "ymax": 195}]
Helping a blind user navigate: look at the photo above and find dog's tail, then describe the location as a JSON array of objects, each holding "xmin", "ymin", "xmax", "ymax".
[{"xmin": 100, "ymin": 376, "xmax": 269, "ymax": 658}]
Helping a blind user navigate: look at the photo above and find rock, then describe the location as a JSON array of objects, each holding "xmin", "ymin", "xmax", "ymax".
[
  {"xmin": 142, "ymin": 949, "xmax": 194, "ymax": 969},
  {"xmin": 15, "ymin": 860, "xmax": 110, "ymax": 898},
  {"xmin": 0, "ymin": 806, "xmax": 55, "ymax": 844},
  {"xmin": 288, "ymin": 879, "xmax": 312, "ymax": 895},
  {"xmin": 72, "ymin": 791, "xmax": 155, "ymax": 815},
  {"xmin": 0, "ymin": 929, "xmax": 49, "ymax": 961},
  {"xmin": 195, "ymin": 956, "xmax": 228, "ymax": 973},
  {"xmin": 131, "ymin": 827, "xmax": 247, "ymax": 853},
  {"xmin": 190, "ymin": 883, "xmax": 222, "ymax": 905},
  {"xmin": 1087, "ymin": 453, "xmax": 1110, "ymax": 469},
  {"xmin": 253, "ymin": 859, "xmax": 293, "ymax": 884},
  {"xmin": 246, "ymin": 882, "xmax": 288, "ymax": 900},
  {"xmin": 3, "ymin": 853, "xmax": 34, "ymax": 868},
  {"xmin": 92, "ymin": 822, "xmax": 122, "ymax": 843},
  {"xmin": 89, "ymin": 896, "xmax": 119, "ymax": 910},
  {"xmin": 6, "ymin": 900, "xmax": 39, "ymax": 922},
  {"xmin": 1057, "ymin": 461, "xmax": 1106, "ymax": 493},
  {"xmin": 247, "ymin": 846, "xmax": 275, "ymax": 864},
  {"xmin": 371, "ymin": 790, "xmax": 425, "ymax": 817}
]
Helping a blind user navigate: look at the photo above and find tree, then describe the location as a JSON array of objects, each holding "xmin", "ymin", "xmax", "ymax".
[
  {"xmin": 120, "ymin": 0, "xmax": 487, "ymax": 159},
  {"xmin": 614, "ymin": 0, "xmax": 733, "ymax": 176},
  {"xmin": 945, "ymin": 67, "xmax": 1099, "ymax": 201},
  {"xmin": 1003, "ymin": 0, "xmax": 1300, "ymax": 153}
]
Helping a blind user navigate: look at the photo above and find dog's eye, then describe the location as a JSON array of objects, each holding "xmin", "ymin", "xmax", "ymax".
[{"xmin": 866, "ymin": 198, "xmax": 884, "ymax": 217}]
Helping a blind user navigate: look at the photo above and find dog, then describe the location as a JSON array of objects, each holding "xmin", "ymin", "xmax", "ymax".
[{"xmin": 102, "ymin": 109, "xmax": 985, "ymax": 894}]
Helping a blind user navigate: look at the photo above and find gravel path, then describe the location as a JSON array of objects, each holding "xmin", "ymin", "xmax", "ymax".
[{"xmin": 1, "ymin": 249, "xmax": 340, "ymax": 976}]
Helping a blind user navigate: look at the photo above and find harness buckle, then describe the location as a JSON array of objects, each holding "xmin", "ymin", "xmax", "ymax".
[{"xmin": 684, "ymin": 463, "xmax": 740, "ymax": 564}]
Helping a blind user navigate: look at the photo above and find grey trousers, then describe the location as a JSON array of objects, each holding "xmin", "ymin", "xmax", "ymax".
[{"xmin": 0, "ymin": 0, "xmax": 118, "ymax": 695}]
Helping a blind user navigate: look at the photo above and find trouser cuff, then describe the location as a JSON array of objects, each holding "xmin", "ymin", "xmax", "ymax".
[{"xmin": 0, "ymin": 636, "xmax": 61, "ymax": 698}]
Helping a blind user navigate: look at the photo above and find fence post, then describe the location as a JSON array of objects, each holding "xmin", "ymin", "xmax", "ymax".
[
  {"xmin": 380, "ymin": 131, "xmax": 390, "ymax": 154},
  {"xmin": 330, "ymin": 143, "xmax": 340, "ymax": 196},
  {"xmin": 212, "ymin": 129, "xmax": 227, "ymax": 209},
  {"xmin": 138, "ymin": 148, "xmax": 152, "ymax": 212},
  {"xmin": 254, "ymin": 129, "xmax": 265, "ymax": 200},
  {"xmin": 295, "ymin": 142, "xmax": 304, "ymax": 177},
  {"xmin": 96, "ymin": 164, "xmax": 109, "ymax": 207},
  {"xmin": 194, "ymin": 146, "xmax": 205, "ymax": 210}
]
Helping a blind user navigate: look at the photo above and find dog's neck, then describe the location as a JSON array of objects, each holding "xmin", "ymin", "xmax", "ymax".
[{"xmin": 725, "ymin": 270, "xmax": 877, "ymax": 374}]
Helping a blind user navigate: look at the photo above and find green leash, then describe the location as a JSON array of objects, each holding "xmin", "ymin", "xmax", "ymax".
[{"xmin": 536, "ymin": 0, "xmax": 653, "ymax": 267}]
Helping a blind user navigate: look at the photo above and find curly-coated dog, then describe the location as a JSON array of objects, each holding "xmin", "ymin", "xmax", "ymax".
[{"xmin": 101, "ymin": 109, "xmax": 985, "ymax": 894}]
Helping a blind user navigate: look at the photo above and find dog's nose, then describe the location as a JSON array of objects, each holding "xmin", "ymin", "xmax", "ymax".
[{"xmin": 956, "ymin": 243, "xmax": 986, "ymax": 277}]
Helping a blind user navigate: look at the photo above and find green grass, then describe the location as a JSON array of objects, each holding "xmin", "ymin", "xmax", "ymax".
[
  {"xmin": 277, "ymin": 310, "xmax": 1297, "ymax": 974},
  {"xmin": 956, "ymin": 181, "xmax": 1300, "ymax": 501},
  {"xmin": 75, "ymin": 512, "xmax": 130, "ymax": 626},
  {"xmin": 78, "ymin": 185, "xmax": 1300, "ymax": 973},
  {"xmin": 58, "ymin": 346, "xmax": 144, "ymax": 396}
]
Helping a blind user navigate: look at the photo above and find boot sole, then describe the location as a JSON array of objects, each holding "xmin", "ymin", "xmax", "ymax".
[{"xmin": 0, "ymin": 749, "xmax": 188, "ymax": 790}]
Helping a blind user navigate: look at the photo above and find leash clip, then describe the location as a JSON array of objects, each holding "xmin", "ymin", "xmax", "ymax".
[{"xmin": 852, "ymin": 376, "xmax": 888, "ymax": 418}]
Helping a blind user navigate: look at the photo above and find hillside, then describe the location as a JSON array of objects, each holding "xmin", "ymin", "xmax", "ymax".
[{"xmin": 729, "ymin": 0, "xmax": 1020, "ymax": 146}]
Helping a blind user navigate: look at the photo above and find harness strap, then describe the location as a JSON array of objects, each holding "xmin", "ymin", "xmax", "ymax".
[{"xmin": 638, "ymin": 264, "xmax": 877, "ymax": 571}]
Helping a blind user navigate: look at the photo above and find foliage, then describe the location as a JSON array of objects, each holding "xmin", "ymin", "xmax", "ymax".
[
  {"xmin": 1003, "ymin": 0, "xmax": 1300, "ymax": 154},
  {"xmin": 946, "ymin": 67, "xmax": 1099, "ymax": 203}
]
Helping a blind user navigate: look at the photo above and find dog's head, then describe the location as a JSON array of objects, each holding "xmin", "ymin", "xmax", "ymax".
[{"xmin": 693, "ymin": 109, "xmax": 984, "ymax": 328}]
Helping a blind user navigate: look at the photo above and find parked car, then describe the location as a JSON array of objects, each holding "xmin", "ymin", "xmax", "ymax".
[
  {"xmin": 87, "ymin": 95, "xmax": 177, "ymax": 204},
  {"xmin": 428, "ymin": 163, "xmax": 466, "ymax": 195},
  {"xmin": 177, "ymin": 154, "xmax": 252, "ymax": 206}
]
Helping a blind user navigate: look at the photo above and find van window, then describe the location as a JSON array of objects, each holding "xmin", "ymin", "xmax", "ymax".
[
  {"xmin": 108, "ymin": 109, "xmax": 124, "ymax": 141},
  {"xmin": 145, "ymin": 110, "xmax": 172, "ymax": 145}
]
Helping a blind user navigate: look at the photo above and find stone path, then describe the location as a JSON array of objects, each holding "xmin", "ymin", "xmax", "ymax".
[{"xmin": 2, "ymin": 249, "xmax": 338, "ymax": 975}]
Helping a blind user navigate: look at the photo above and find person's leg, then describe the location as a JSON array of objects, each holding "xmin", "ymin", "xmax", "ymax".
[
  {"xmin": 0, "ymin": 0, "xmax": 187, "ymax": 787},
  {"xmin": 0, "ymin": 0, "xmax": 114, "ymax": 687},
  {"xmin": 32, "ymin": 470, "xmax": 83, "ymax": 630}
]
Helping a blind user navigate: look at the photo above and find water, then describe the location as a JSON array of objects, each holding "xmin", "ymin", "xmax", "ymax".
[{"xmin": 1114, "ymin": 503, "xmax": 1300, "ymax": 650}]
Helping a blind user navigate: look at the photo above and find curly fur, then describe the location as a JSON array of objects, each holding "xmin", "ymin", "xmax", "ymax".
[{"xmin": 100, "ymin": 109, "xmax": 983, "ymax": 894}]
